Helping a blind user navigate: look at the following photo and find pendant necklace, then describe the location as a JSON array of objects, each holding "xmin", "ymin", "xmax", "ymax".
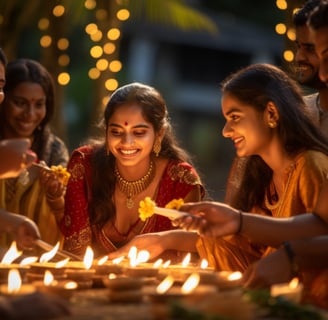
[{"xmin": 115, "ymin": 160, "xmax": 155, "ymax": 209}]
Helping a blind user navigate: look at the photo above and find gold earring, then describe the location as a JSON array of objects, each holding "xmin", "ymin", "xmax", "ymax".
[
  {"xmin": 153, "ymin": 139, "xmax": 161, "ymax": 157},
  {"xmin": 268, "ymin": 121, "xmax": 277, "ymax": 128}
]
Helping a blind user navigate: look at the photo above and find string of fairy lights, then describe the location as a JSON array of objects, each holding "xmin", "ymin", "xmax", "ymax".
[{"xmin": 38, "ymin": 0, "xmax": 130, "ymax": 105}]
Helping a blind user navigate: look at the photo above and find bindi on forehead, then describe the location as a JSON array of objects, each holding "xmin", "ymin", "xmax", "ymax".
[{"xmin": 124, "ymin": 121, "xmax": 128, "ymax": 126}]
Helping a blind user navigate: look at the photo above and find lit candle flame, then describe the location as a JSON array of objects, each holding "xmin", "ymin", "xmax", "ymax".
[
  {"xmin": 228, "ymin": 271, "xmax": 242, "ymax": 281},
  {"xmin": 43, "ymin": 270, "xmax": 54, "ymax": 286},
  {"xmin": 163, "ymin": 260, "xmax": 171, "ymax": 268},
  {"xmin": 112, "ymin": 256, "xmax": 124, "ymax": 264},
  {"xmin": 8, "ymin": 269, "xmax": 22, "ymax": 293},
  {"xmin": 83, "ymin": 246, "xmax": 94, "ymax": 269},
  {"xmin": 109, "ymin": 273, "xmax": 117, "ymax": 279},
  {"xmin": 39, "ymin": 242, "xmax": 60, "ymax": 263},
  {"xmin": 136, "ymin": 250, "xmax": 150, "ymax": 265},
  {"xmin": 98, "ymin": 256, "xmax": 108, "ymax": 265},
  {"xmin": 200, "ymin": 259, "xmax": 208, "ymax": 269},
  {"xmin": 156, "ymin": 275, "xmax": 174, "ymax": 294},
  {"xmin": 128, "ymin": 246, "xmax": 137, "ymax": 263},
  {"xmin": 153, "ymin": 259, "xmax": 163, "ymax": 268},
  {"xmin": 182, "ymin": 253, "xmax": 191, "ymax": 267},
  {"xmin": 1, "ymin": 242, "xmax": 22, "ymax": 264},
  {"xmin": 65, "ymin": 281, "xmax": 78, "ymax": 289},
  {"xmin": 289, "ymin": 277, "xmax": 299, "ymax": 289},
  {"xmin": 181, "ymin": 273, "xmax": 200, "ymax": 294},
  {"xmin": 20, "ymin": 256, "xmax": 38, "ymax": 265},
  {"xmin": 55, "ymin": 258, "xmax": 69, "ymax": 268}
]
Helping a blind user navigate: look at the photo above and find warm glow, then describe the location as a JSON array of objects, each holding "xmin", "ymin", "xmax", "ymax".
[
  {"xmin": 83, "ymin": 246, "xmax": 94, "ymax": 269},
  {"xmin": 96, "ymin": 59, "xmax": 108, "ymax": 71},
  {"xmin": 181, "ymin": 273, "xmax": 200, "ymax": 294},
  {"xmin": 289, "ymin": 277, "xmax": 299, "ymax": 289},
  {"xmin": 105, "ymin": 78, "xmax": 118, "ymax": 91},
  {"xmin": 40, "ymin": 35, "xmax": 52, "ymax": 48},
  {"xmin": 287, "ymin": 29, "xmax": 296, "ymax": 41},
  {"xmin": 153, "ymin": 259, "xmax": 163, "ymax": 268},
  {"xmin": 228, "ymin": 271, "xmax": 242, "ymax": 281},
  {"xmin": 90, "ymin": 45, "xmax": 103, "ymax": 58},
  {"xmin": 84, "ymin": 0, "xmax": 96, "ymax": 10},
  {"xmin": 109, "ymin": 60, "xmax": 122, "ymax": 72},
  {"xmin": 58, "ymin": 54, "xmax": 70, "ymax": 67},
  {"xmin": 96, "ymin": 9, "xmax": 107, "ymax": 20},
  {"xmin": 40, "ymin": 242, "xmax": 60, "ymax": 263},
  {"xmin": 107, "ymin": 28, "xmax": 120, "ymax": 41},
  {"xmin": 44, "ymin": 270, "xmax": 54, "ymax": 286},
  {"xmin": 128, "ymin": 246, "xmax": 137, "ymax": 266},
  {"xmin": 156, "ymin": 275, "xmax": 174, "ymax": 294},
  {"xmin": 109, "ymin": 273, "xmax": 117, "ymax": 279},
  {"xmin": 136, "ymin": 250, "xmax": 150, "ymax": 264},
  {"xmin": 38, "ymin": 18, "xmax": 49, "ymax": 30},
  {"xmin": 58, "ymin": 72, "xmax": 70, "ymax": 85},
  {"xmin": 275, "ymin": 23, "xmax": 286, "ymax": 35},
  {"xmin": 57, "ymin": 38, "xmax": 69, "ymax": 50},
  {"xmin": 182, "ymin": 253, "xmax": 191, "ymax": 267},
  {"xmin": 283, "ymin": 50, "xmax": 294, "ymax": 62},
  {"xmin": 53, "ymin": 5, "xmax": 65, "ymax": 17},
  {"xmin": 112, "ymin": 256, "xmax": 124, "ymax": 264},
  {"xmin": 98, "ymin": 256, "xmax": 108, "ymax": 265},
  {"xmin": 276, "ymin": 0, "xmax": 287, "ymax": 10},
  {"xmin": 20, "ymin": 256, "xmax": 38, "ymax": 265},
  {"xmin": 103, "ymin": 43, "xmax": 116, "ymax": 55},
  {"xmin": 200, "ymin": 259, "xmax": 208, "ymax": 269},
  {"xmin": 117, "ymin": 9, "xmax": 130, "ymax": 21},
  {"xmin": 85, "ymin": 23, "xmax": 98, "ymax": 35},
  {"xmin": 8, "ymin": 269, "xmax": 22, "ymax": 293},
  {"xmin": 1, "ymin": 241, "xmax": 22, "ymax": 264},
  {"xmin": 55, "ymin": 258, "xmax": 69, "ymax": 268},
  {"xmin": 163, "ymin": 260, "xmax": 171, "ymax": 268},
  {"xmin": 65, "ymin": 281, "xmax": 78, "ymax": 289},
  {"xmin": 88, "ymin": 68, "xmax": 100, "ymax": 79},
  {"xmin": 90, "ymin": 30, "xmax": 103, "ymax": 42}
]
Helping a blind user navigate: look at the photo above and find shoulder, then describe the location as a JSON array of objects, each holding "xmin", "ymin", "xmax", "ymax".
[
  {"xmin": 295, "ymin": 150, "xmax": 328, "ymax": 174},
  {"xmin": 165, "ymin": 159, "xmax": 202, "ymax": 185},
  {"xmin": 71, "ymin": 145, "xmax": 94, "ymax": 159}
]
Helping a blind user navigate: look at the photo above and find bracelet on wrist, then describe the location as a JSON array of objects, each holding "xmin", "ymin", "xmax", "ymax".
[
  {"xmin": 236, "ymin": 210, "xmax": 243, "ymax": 234},
  {"xmin": 282, "ymin": 241, "xmax": 299, "ymax": 277}
]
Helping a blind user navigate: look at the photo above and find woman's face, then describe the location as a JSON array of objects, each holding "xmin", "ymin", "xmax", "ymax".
[
  {"xmin": 3, "ymin": 82, "xmax": 47, "ymax": 139},
  {"xmin": 221, "ymin": 93, "xmax": 272, "ymax": 158},
  {"xmin": 106, "ymin": 103, "xmax": 156, "ymax": 168}
]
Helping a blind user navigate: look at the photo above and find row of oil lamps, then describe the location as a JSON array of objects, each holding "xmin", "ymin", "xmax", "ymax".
[{"xmin": 0, "ymin": 241, "xmax": 303, "ymax": 305}]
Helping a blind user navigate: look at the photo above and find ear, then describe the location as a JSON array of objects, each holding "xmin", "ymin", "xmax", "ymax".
[
  {"xmin": 266, "ymin": 101, "xmax": 279, "ymax": 124},
  {"xmin": 156, "ymin": 127, "xmax": 166, "ymax": 141}
]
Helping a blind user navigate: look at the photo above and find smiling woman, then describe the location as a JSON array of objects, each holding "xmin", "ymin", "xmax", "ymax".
[{"xmin": 61, "ymin": 82, "xmax": 205, "ymax": 259}]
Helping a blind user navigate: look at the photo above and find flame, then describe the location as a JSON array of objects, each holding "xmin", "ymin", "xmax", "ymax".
[
  {"xmin": 128, "ymin": 246, "xmax": 137, "ymax": 262},
  {"xmin": 289, "ymin": 277, "xmax": 299, "ymax": 289},
  {"xmin": 136, "ymin": 250, "xmax": 150, "ymax": 264},
  {"xmin": 112, "ymin": 256, "xmax": 124, "ymax": 265},
  {"xmin": 228, "ymin": 271, "xmax": 242, "ymax": 281},
  {"xmin": 200, "ymin": 259, "xmax": 208, "ymax": 269},
  {"xmin": 163, "ymin": 260, "xmax": 171, "ymax": 268},
  {"xmin": 65, "ymin": 281, "xmax": 78, "ymax": 289},
  {"xmin": 55, "ymin": 258, "xmax": 69, "ymax": 268},
  {"xmin": 20, "ymin": 256, "xmax": 38, "ymax": 265},
  {"xmin": 98, "ymin": 256, "xmax": 108, "ymax": 265},
  {"xmin": 44, "ymin": 270, "xmax": 54, "ymax": 286},
  {"xmin": 83, "ymin": 246, "xmax": 94, "ymax": 269},
  {"xmin": 39, "ymin": 242, "xmax": 60, "ymax": 263},
  {"xmin": 109, "ymin": 273, "xmax": 117, "ymax": 279},
  {"xmin": 1, "ymin": 242, "xmax": 22, "ymax": 264},
  {"xmin": 153, "ymin": 259, "xmax": 163, "ymax": 268},
  {"xmin": 8, "ymin": 269, "xmax": 22, "ymax": 293},
  {"xmin": 181, "ymin": 273, "xmax": 200, "ymax": 294},
  {"xmin": 156, "ymin": 275, "xmax": 174, "ymax": 294},
  {"xmin": 182, "ymin": 253, "xmax": 191, "ymax": 267}
]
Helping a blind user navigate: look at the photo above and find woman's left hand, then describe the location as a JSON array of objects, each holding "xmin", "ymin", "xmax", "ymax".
[{"xmin": 39, "ymin": 166, "xmax": 65, "ymax": 201}]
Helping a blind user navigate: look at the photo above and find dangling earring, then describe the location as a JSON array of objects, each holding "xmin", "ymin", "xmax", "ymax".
[
  {"xmin": 268, "ymin": 121, "xmax": 277, "ymax": 128},
  {"xmin": 153, "ymin": 139, "xmax": 161, "ymax": 157}
]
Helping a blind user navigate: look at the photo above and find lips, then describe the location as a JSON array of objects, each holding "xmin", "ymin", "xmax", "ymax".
[{"xmin": 233, "ymin": 137, "xmax": 244, "ymax": 147}]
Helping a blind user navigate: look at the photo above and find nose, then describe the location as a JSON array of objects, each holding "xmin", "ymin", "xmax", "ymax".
[
  {"xmin": 295, "ymin": 47, "xmax": 306, "ymax": 63},
  {"xmin": 0, "ymin": 91, "xmax": 4, "ymax": 104},
  {"xmin": 122, "ymin": 133, "xmax": 134, "ymax": 145},
  {"xmin": 23, "ymin": 104, "xmax": 37, "ymax": 119},
  {"xmin": 222, "ymin": 122, "xmax": 232, "ymax": 138},
  {"xmin": 319, "ymin": 62, "xmax": 328, "ymax": 84}
]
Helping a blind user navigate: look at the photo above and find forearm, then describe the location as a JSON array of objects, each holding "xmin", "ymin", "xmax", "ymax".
[
  {"xmin": 161, "ymin": 230, "xmax": 199, "ymax": 252},
  {"xmin": 47, "ymin": 196, "xmax": 64, "ymax": 224},
  {"xmin": 240, "ymin": 213, "xmax": 328, "ymax": 247},
  {"xmin": 0, "ymin": 208, "xmax": 25, "ymax": 233}
]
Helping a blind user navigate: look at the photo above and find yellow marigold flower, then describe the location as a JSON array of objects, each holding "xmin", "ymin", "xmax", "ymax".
[
  {"xmin": 165, "ymin": 198, "xmax": 184, "ymax": 210},
  {"xmin": 50, "ymin": 165, "xmax": 71, "ymax": 186},
  {"xmin": 138, "ymin": 197, "xmax": 156, "ymax": 221}
]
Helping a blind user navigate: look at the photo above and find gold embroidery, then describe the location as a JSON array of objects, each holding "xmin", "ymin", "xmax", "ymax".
[
  {"xmin": 70, "ymin": 163, "xmax": 85, "ymax": 181},
  {"xmin": 168, "ymin": 164, "xmax": 200, "ymax": 185}
]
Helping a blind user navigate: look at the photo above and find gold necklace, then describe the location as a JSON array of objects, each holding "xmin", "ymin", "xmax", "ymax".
[
  {"xmin": 115, "ymin": 160, "xmax": 155, "ymax": 209},
  {"xmin": 264, "ymin": 166, "xmax": 294, "ymax": 215}
]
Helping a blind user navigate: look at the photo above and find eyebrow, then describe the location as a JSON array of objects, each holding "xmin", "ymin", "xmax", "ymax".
[
  {"xmin": 224, "ymin": 107, "xmax": 242, "ymax": 117},
  {"xmin": 109, "ymin": 123, "xmax": 150, "ymax": 129}
]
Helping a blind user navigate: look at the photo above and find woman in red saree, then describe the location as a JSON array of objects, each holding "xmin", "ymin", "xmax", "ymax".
[{"xmin": 61, "ymin": 82, "xmax": 205, "ymax": 258}]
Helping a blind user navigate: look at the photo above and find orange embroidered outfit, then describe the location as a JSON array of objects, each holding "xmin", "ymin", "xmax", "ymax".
[
  {"xmin": 61, "ymin": 145, "xmax": 204, "ymax": 257},
  {"xmin": 196, "ymin": 150, "xmax": 328, "ymax": 306}
]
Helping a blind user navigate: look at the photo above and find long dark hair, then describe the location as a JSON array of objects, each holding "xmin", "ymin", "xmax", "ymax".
[
  {"xmin": 90, "ymin": 82, "xmax": 194, "ymax": 226},
  {"xmin": 0, "ymin": 58, "xmax": 56, "ymax": 160},
  {"xmin": 222, "ymin": 63, "xmax": 328, "ymax": 212}
]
